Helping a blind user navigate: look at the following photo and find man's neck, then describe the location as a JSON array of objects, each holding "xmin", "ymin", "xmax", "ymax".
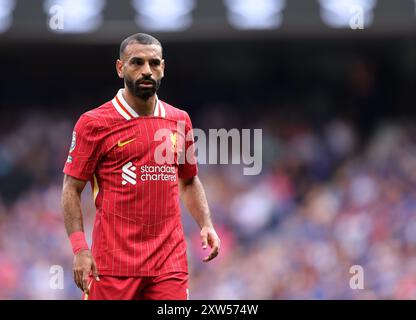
[{"xmin": 123, "ymin": 88, "xmax": 156, "ymax": 116}]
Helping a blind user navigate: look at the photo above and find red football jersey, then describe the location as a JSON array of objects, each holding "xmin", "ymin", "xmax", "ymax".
[{"xmin": 63, "ymin": 89, "xmax": 198, "ymax": 277}]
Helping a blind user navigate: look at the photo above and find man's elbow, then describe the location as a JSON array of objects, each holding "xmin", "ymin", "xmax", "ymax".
[
  {"xmin": 179, "ymin": 176, "xmax": 198, "ymax": 196},
  {"xmin": 180, "ymin": 176, "xmax": 197, "ymax": 188},
  {"xmin": 61, "ymin": 176, "xmax": 85, "ymax": 207}
]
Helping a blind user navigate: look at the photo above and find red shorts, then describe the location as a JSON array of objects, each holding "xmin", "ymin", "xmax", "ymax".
[{"xmin": 82, "ymin": 272, "xmax": 189, "ymax": 300}]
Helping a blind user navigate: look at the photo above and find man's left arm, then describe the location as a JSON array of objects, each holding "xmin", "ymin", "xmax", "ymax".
[{"xmin": 179, "ymin": 176, "xmax": 221, "ymax": 262}]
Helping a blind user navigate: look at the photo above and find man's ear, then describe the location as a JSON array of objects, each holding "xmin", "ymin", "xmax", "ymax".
[
  {"xmin": 161, "ymin": 59, "xmax": 165, "ymax": 78},
  {"xmin": 116, "ymin": 59, "xmax": 124, "ymax": 79}
]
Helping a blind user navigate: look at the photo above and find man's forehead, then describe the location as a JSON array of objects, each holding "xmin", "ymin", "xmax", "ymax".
[{"xmin": 124, "ymin": 43, "xmax": 162, "ymax": 59}]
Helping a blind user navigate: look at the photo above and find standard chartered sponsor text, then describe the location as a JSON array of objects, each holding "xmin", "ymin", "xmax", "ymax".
[{"xmin": 140, "ymin": 165, "xmax": 176, "ymax": 181}]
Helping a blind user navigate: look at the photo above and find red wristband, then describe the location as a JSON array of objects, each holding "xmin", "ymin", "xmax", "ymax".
[{"xmin": 69, "ymin": 231, "xmax": 89, "ymax": 255}]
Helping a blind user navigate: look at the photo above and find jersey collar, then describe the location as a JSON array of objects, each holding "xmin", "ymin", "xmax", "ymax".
[{"xmin": 112, "ymin": 89, "xmax": 165, "ymax": 120}]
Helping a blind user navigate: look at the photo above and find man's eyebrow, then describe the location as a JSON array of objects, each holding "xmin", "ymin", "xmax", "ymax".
[
  {"xmin": 129, "ymin": 56, "xmax": 144, "ymax": 63},
  {"xmin": 128, "ymin": 57, "xmax": 161, "ymax": 63}
]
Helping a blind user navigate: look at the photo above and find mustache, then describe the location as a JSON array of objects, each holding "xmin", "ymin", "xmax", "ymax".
[{"xmin": 136, "ymin": 77, "xmax": 157, "ymax": 86}]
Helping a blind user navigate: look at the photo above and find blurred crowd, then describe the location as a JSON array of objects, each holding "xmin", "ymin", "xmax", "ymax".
[{"xmin": 1, "ymin": 102, "xmax": 416, "ymax": 299}]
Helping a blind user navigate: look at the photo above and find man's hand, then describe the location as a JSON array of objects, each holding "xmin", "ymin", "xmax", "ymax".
[
  {"xmin": 200, "ymin": 226, "xmax": 221, "ymax": 262},
  {"xmin": 73, "ymin": 249, "xmax": 99, "ymax": 294},
  {"xmin": 179, "ymin": 176, "xmax": 220, "ymax": 262}
]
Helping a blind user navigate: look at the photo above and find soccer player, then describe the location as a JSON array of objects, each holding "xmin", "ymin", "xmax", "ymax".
[{"xmin": 61, "ymin": 33, "xmax": 221, "ymax": 300}]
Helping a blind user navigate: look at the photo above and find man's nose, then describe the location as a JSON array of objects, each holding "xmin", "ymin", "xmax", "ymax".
[{"xmin": 141, "ymin": 62, "xmax": 152, "ymax": 76}]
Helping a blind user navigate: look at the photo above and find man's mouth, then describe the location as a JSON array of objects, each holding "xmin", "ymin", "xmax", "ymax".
[{"xmin": 138, "ymin": 80, "xmax": 154, "ymax": 88}]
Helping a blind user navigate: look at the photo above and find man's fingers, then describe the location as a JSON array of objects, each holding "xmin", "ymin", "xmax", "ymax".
[
  {"xmin": 73, "ymin": 251, "xmax": 95, "ymax": 292},
  {"xmin": 73, "ymin": 270, "xmax": 79, "ymax": 289},
  {"xmin": 91, "ymin": 260, "xmax": 100, "ymax": 281},
  {"xmin": 203, "ymin": 245, "xmax": 219, "ymax": 262},
  {"xmin": 200, "ymin": 230, "xmax": 208, "ymax": 249},
  {"xmin": 74, "ymin": 269, "xmax": 80, "ymax": 289},
  {"xmin": 74, "ymin": 269, "xmax": 83, "ymax": 291},
  {"xmin": 82, "ymin": 271, "xmax": 90, "ymax": 294},
  {"xmin": 203, "ymin": 236, "xmax": 220, "ymax": 262},
  {"xmin": 200, "ymin": 229, "xmax": 221, "ymax": 261}
]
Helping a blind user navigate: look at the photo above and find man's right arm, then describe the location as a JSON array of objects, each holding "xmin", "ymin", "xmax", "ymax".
[
  {"xmin": 62, "ymin": 174, "xmax": 87, "ymax": 235},
  {"xmin": 61, "ymin": 174, "xmax": 99, "ymax": 294}
]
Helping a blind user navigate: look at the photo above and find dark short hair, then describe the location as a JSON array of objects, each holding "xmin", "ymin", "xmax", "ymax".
[{"xmin": 119, "ymin": 33, "xmax": 163, "ymax": 58}]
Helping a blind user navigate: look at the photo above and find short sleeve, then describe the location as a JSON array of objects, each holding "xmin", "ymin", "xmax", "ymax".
[
  {"xmin": 178, "ymin": 111, "xmax": 198, "ymax": 179},
  {"xmin": 63, "ymin": 114, "xmax": 103, "ymax": 181}
]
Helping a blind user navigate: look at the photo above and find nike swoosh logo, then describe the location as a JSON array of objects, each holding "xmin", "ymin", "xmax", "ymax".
[{"xmin": 117, "ymin": 138, "xmax": 136, "ymax": 148}]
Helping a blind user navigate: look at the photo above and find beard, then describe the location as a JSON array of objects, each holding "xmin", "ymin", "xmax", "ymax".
[{"xmin": 125, "ymin": 75, "xmax": 161, "ymax": 101}]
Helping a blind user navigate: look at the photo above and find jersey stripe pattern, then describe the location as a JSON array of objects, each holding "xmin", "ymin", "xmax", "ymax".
[{"xmin": 63, "ymin": 89, "xmax": 198, "ymax": 276}]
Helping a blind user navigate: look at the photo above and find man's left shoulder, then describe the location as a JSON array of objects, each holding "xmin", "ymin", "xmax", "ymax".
[{"xmin": 159, "ymin": 100, "xmax": 191, "ymax": 122}]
